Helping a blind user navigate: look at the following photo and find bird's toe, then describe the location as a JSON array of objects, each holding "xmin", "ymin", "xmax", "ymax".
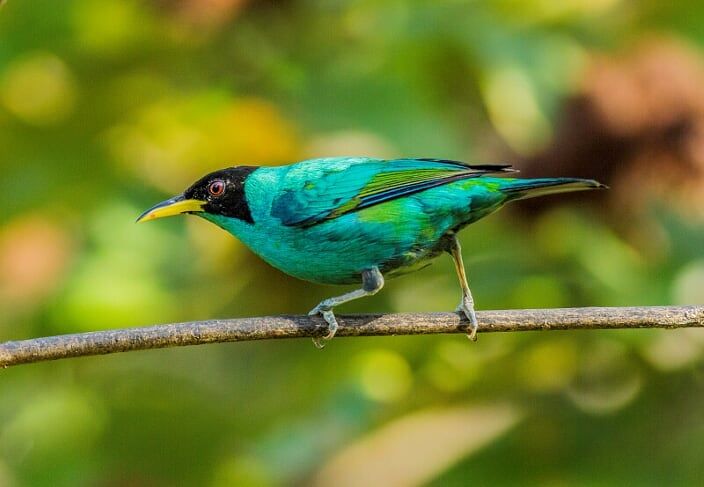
[
  {"xmin": 457, "ymin": 301, "xmax": 479, "ymax": 342},
  {"xmin": 309, "ymin": 307, "xmax": 339, "ymax": 349}
]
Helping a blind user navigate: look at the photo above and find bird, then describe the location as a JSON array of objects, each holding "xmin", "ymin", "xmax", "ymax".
[{"xmin": 137, "ymin": 157, "xmax": 606, "ymax": 347}]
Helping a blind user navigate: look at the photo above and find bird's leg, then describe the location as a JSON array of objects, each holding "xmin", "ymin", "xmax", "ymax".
[
  {"xmin": 308, "ymin": 267, "xmax": 384, "ymax": 349},
  {"xmin": 447, "ymin": 234, "xmax": 479, "ymax": 341}
]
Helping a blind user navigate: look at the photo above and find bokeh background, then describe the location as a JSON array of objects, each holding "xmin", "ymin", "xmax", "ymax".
[{"xmin": 2, "ymin": 1, "xmax": 704, "ymax": 485}]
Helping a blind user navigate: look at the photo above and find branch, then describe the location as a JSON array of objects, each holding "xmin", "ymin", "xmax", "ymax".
[{"xmin": 1, "ymin": 306, "xmax": 703, "ymax": 368}]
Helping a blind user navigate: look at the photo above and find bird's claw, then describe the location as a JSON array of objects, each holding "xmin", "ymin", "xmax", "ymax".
[
  {"xmin": 456, "ymin": 299, "xmax": 478, "ymax": 342},
  {"xmin": 308, "ymin": 306, "xmax": 338, "ymax": 349}
]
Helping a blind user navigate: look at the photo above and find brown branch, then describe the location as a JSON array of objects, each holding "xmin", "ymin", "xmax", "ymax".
[{"xmin": 1, "ymin": 306, "xmax": 703, "ymax": 368}]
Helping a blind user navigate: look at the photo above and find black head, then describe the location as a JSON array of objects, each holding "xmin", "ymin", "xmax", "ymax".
[
  {"xmin": 184, "ymin": 166, "xmax": 258, "ymax": 222},
  {"xmin": 137, "ymin": 166, "xmax": 258, "ymax": 224}
]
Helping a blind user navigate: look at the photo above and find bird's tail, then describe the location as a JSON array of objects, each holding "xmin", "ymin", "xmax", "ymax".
[{"xmin": 500, "ymin": 177, "xmax": 607, "ymax": 201}]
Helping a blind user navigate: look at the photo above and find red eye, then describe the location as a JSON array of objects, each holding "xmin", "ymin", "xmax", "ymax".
[{"xmin": 208, "ymin": 180, "xmax": 225, "ymax": 197}]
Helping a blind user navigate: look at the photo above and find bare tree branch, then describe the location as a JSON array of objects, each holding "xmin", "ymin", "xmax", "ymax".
[{"xmin": 1, "ymin": 306, "xmax": 703, "ymax": 368}]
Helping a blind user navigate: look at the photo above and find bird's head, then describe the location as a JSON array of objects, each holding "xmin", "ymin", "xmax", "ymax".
[{"xmin": 137, "ymin": 166, "xmax": 258, "ymax": 224}]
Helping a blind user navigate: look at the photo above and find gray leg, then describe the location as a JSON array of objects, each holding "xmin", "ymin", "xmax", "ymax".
[
  {"xmin": 308, "ymin": 267, "xmax": 384, "ymax": 349},
  {"xmin": 447, "ymin": 234, "xmax": 479, "ymax": 341}
]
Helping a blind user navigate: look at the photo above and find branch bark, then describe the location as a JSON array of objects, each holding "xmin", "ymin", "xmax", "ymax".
[{"xmin": 1, "ymin": 306, "xmax": 703, "ymax": 368}]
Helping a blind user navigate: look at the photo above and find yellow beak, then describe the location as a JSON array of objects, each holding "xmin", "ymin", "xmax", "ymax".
[{"xmin": 136, "ymin": 195, "xmax": 206, "ymax": 223}]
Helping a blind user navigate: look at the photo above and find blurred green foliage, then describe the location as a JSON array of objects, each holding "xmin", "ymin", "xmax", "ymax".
[{"xmin": 1, "ymin": 1, "xmax": 704, "ymax": 486}]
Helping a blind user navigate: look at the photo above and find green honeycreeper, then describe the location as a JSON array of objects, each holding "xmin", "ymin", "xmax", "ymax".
[{"xmin": 138, "ymin": 157, "xmax": 606, "ymax": 347}]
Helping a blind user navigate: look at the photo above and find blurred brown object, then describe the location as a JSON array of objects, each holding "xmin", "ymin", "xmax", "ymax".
[
  {"xmin": 154, "ymin": 0, "xmax": 247, "ymax": 27},
  {"xmin": 521, "ymin": 38, "xmax": 704, "ymax": 219},
  {"xmin": 0, "ymin": 216, "xmax": 74, "ymax": 307}
]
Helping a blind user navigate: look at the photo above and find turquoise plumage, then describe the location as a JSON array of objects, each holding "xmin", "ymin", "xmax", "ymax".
[{"xmin": 138, "ymin": 157, "xmax": 606, "ymax": 346}]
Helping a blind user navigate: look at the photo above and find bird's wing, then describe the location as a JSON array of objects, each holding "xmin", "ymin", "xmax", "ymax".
[{"xmin": 271, "ymin": 158, "xmax": 514, "ymax": 227}]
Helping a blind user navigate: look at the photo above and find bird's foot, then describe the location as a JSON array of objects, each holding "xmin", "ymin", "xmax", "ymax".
[
  {"xmin": 456, "ymin": 298, "xmax": 478, "ymax": 342},
  {"xmin": 308, "ymin": 305, "xmax": 339, "ymax": 349}
]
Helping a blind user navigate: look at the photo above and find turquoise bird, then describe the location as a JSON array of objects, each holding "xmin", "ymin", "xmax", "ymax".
[{"xmin": 138, "ymin": 157, "xmax": 606, "ymax": 347}]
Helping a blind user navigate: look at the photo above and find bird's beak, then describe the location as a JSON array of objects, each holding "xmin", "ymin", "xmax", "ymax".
[{"xmin": 136, "ymin": 195, "xmax": 206, "ymax": 223}]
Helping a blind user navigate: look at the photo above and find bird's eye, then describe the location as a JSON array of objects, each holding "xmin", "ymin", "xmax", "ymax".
[{"xmin": 208, "ymin": 180, "xmax": 226, "ymax": 197}]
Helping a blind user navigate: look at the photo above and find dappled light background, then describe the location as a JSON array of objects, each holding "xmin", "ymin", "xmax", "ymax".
[{"xmin": 1, "ymin": 1, "xmax": 704, "ymax": 485}]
